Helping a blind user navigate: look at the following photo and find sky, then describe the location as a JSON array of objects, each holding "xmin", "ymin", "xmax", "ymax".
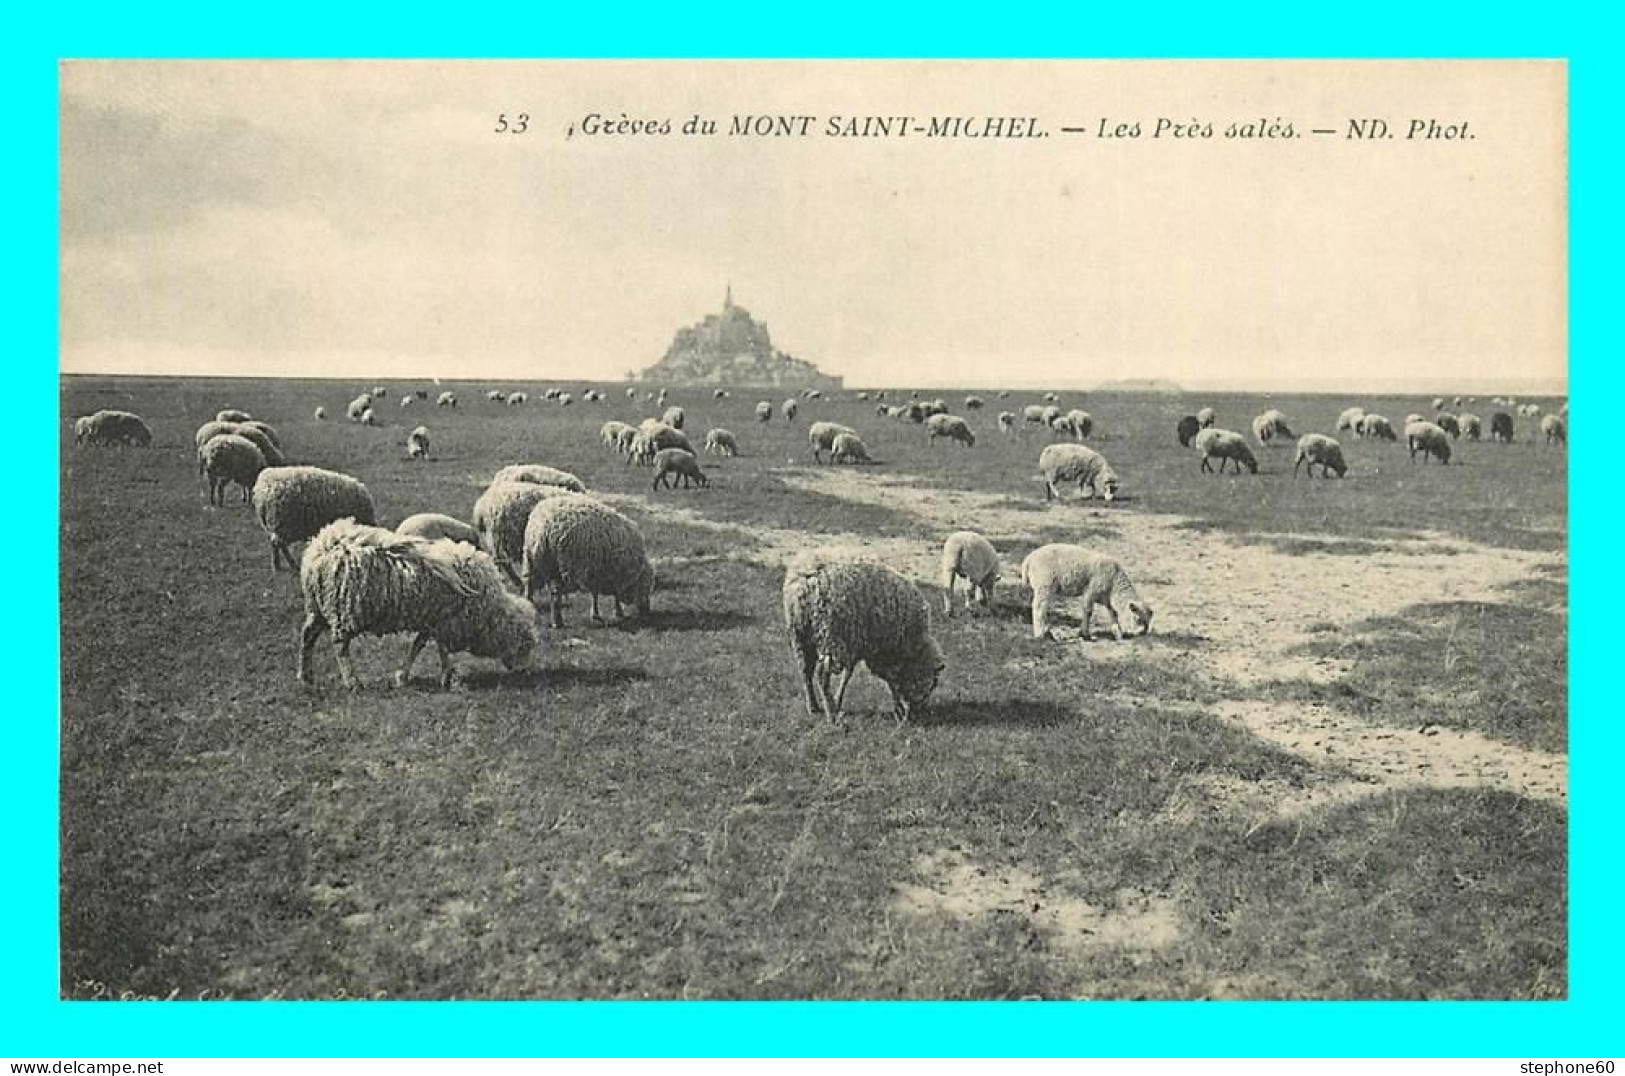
[{"xmin": 58, "ymin": 60, "xmax": 1568, "ymax": 392}]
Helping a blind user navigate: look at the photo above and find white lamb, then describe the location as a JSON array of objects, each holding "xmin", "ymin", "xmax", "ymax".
[
  {"xmin": 939, "ymin": 531, "xmax": 1000, "ymax": 617},
  {"xmin": 1020, "ymin": 544, "xmax": 1153, "ymax": 642}
]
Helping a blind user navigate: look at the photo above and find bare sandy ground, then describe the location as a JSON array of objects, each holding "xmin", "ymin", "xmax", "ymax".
[{"xmin": 608, "ymin": 467, "xmax": 1567, "ymax": 973}]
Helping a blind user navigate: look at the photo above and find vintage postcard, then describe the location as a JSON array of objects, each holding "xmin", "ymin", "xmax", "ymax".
[{"xmin": 59, "ymin": 60, "xmax": 1566, "ymax": 1002}]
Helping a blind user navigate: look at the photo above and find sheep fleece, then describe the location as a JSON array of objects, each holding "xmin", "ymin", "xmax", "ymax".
[{"xmin": 782, "ymin": 554, "xmax": 944, "ymax": 704}]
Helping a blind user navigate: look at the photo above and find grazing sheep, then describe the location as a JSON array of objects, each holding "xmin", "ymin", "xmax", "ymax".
[
  {"xmin": 627, "ymin": 422, "xmax": 693, "ymax": 465},
  {"xmin": 406, "ymin": 426, "xmax": 431, "ymax": 460},
  {"xmin": 400, "ymin": 395, "xmax": 414, "ymax": 410},
  {"xmin": 297, "ymin": 520, "xmax": 538, "ymax": 691},
  {"xmin": 371, "ymin": 387, "xmax": 388, "ymax": 399},
  {"xmin": 1043, "ymin": 392, "xmax": 1060, "ymax": 402},
  {"xmin": 558, "ymin": 393, "xmax": 573, "ymax": 406},
  {"xmin": 1196, "ymin": 407, "xmax": 1217, "ymax": 429},
  {"xmin": 926, "ymin": 413, "xmax": 976, "ymax": 447},
  {"xmin": 1293, "ymin": 433, "xmax": 1348, "ymax": 478},
  {"xmin": 614, "ymin": 425, "xmax": 639, "ymax": 457},
  {"xmin": 600, "ymin": 420, "xmax": 636, "ymax": 449},
  {"xmin": 662, "ymin": 405, "xmax": 686, "ymax": 430},
  {"xmin": 829, "ymin": 432, "xmax": 874, "ymax": 465},
  {"xmin": 1459, "ymin": 413, "xmax": 1483, "ymax": 441},
  {"xmin": 362, "ymin": 408, "xmax": 382, "ymax": 427},
  {"xmin": 194, "ymin": 419, "xmax": 240, "ymax": 452},
  {"xmin": 1022, "ymin": 404, "xmax": 1047, "ymax": 425},
  {"xmin": 939, "ymin": 531, "xmax": 1000, "ymax": 617},
  {"xmin": 782, "ymin": 552, "xmax": 945, "ymax": 723},
  {"xmin": 198, "ymin": 433, "xmax": 267, "ymax": 506},
  {"xmin": 652, "ymin": 447, "xmax": 709, "ymax": 490},
  {"xmin": 809, "ymin": 421, "xmax": 859, "ymax": 463},
  {"xmin": 703, "ymin": 428, "xmax": 739, "ymax": 456},
  {"xmin": 416, "ymin": 390, "xmax": 429, "ymax": 400},
  {"xmin": 998, "ymin": 411, "xmax": 1016, "ymax": 435},
  {"xmin": 756, "ymin": 401, "xmax": 773, "ymax": 423},
  {"xmin": 208, "ymin": 422, "xmax": 283, "ymax": 467},
  {"xmin": 1520, "ymin": 403, "xmax": 1542, "ymax": 418},
  {"xmin": 347, "ymin": 394, "xmax": 372, "ymax": 421},
  {"xmin": 1040, "ymin": 404, "xmax": 1063, "ymax": 428},
  {"xmin": 1176, "ymin": 415, "xmax": 1202, "ymax": 447},
  {"xmin": 997, "ymin": 390, "xmax": 1010, "ymax": 399},
  {"xmin": 1251, "ymin": 411, "xmax": 1292, "ymax": 444},
  {"xmin": 1541, "ymin": 414, "xmax": 1566, "ymax": 445},
  {"xmin": 1489, "ymin": 412, "xmax": 1515, "ymax": 444},
  {"xmin": 715, "ymin": 388, "xmax": 729, "ymax": 399},
  {"xmin": 73, "ymin": 410, "xmax": 152, "ymax": 447},
  {"xmin": 486, "ymin": 390, "xmax": 506, "ymax": 403},
  {"xmin": 1406, "ymin": 420, "xmax": 1453, "ymax": 464},
  {"xmin": 1436, "ymin": 413, "xmax": 1461, "ymax": 439},
  {"xmin": 1039, "ymin": 443, "xmax": 1120, "ymax": 502},
  {"xmin": 1021, "ymin": 544, "xmax": 1153, "ymax": 642},
  {"xmin": 1357, "ymin": 414, "xmax": 1398, "ymax": 441},
  {"xmin": 472, "ymin": 480, "xmax": 577, "ymax": 586},
  {"xmin": 782, "ymin": 399, "xmax": 799, "ymax": 422},
  {"xmin": 964, "ymin": 395, "xmax": 985, "ymax": 411},
  {"xmin": 216, "ymin": 409, "xmax": 252, "ymax": 424},
  {"xmin": 1336, "ymin": 407, "xmax": 1366, "ymax": 432},
  {"xmin": 1432, "ymin": 397, "xmax": 1446, "ymax": 411},
  {"xmin": 507, "ymin": 392, "xmax": 528, "ymax": 406},
  {"xmin": 314, "ymin": 407, "xmax": 327, "ymax": 421},
  {"xmin": 396, "ymin": 512, "xmax": 480, "ymax": 546},
  {"xmin": 902, "ymin": 402, "xmax": 930, "ymax": 423},
  {"xmin": 520, "ymin": 493, "xmax": 655, "ymax": 629},
  {"xmin": 436, "ymin": 391, "xmax": 458, "ymax": 408},
  {"xmin": 1193, "ymin": 428, "xmax": 1259, "ymax": 475},
  {"xmin": 491, "ymin": 464, "xmax": 587, "ymax": 493},
  {"xmin": 1053, "ymin": 409, "xmax": 1093, "ymax": 440},
  {"xmin": 252, "ymin": 466, "xmax": 377, "ymax": 571}
]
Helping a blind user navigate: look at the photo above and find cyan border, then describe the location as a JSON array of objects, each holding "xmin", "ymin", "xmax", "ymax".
[{"xmin": 13, "ymin": 4, "xmax": 1613, "ymax": 1057}]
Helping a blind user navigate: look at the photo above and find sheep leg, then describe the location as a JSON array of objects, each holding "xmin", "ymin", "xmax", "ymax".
[
  {"xmin": 942, "ymin": 573, "xmax": 957, "ymax": 617},
  {"xmin": 550, "ymin": 586, "xmax": 567, "ymax": 629},
  {"xmin": 1044, "ymin": 480, "xmax": 1055, "ymax": 502},
  {"xmin": 1105, "ymin": 604, "xmax": 1124, "ymax": 641},
  {"xmin": 297, "ymin": 613, "xmax": 326, "ymax": 684},
  {"xmin": 1201, "ymin": 457, "xmax": 1212, "ymax": 474},
  {"xmin": 333, "ymin": 637, "xmax": 360, "ymax": 692},
  {"xmin": 811, "ymin": 656, "xmax": 838, "ymax": 721},
  {"xmin": 831, "ymin": 667, "xmax": 853, "ymax": 716},
  {"xmin": 436, "ymin": 642, "xmax": 455, "ymax": 689},
  {"xmin": 1031, "ymin": 595, "xmax": 1052, "ymax": 641},
  {"xmin": 396, "ymin": 633, "xmax": 431, "ymax": 687},
  {"xmin": 591, "ymin": 593, "xmax": 605, "ymax": 624},
  {"xmin": 796, "ymin": 644, "xmax": 821, "ymax": 717}
]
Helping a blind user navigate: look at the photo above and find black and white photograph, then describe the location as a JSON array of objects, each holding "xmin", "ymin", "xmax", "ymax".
[{"xmin": 59, "ymin": 59, "xmax": 1567, "ymax": 1002}]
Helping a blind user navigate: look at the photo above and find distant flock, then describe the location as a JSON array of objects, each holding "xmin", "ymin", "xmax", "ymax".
[{"xmin": 70, "ymin": 383, "xmax": 1567, "ymax": 720}]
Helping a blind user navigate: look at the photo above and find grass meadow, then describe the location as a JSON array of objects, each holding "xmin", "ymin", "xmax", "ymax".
[{"xmin": 60, "ymin": 375, "xmax": 1567, "ymax": 999}]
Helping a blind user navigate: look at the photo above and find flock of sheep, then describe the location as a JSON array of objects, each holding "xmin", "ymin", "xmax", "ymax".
[{"xmin": 71, "ymin": 381, "xmax": 1567, "ymax": 721}]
